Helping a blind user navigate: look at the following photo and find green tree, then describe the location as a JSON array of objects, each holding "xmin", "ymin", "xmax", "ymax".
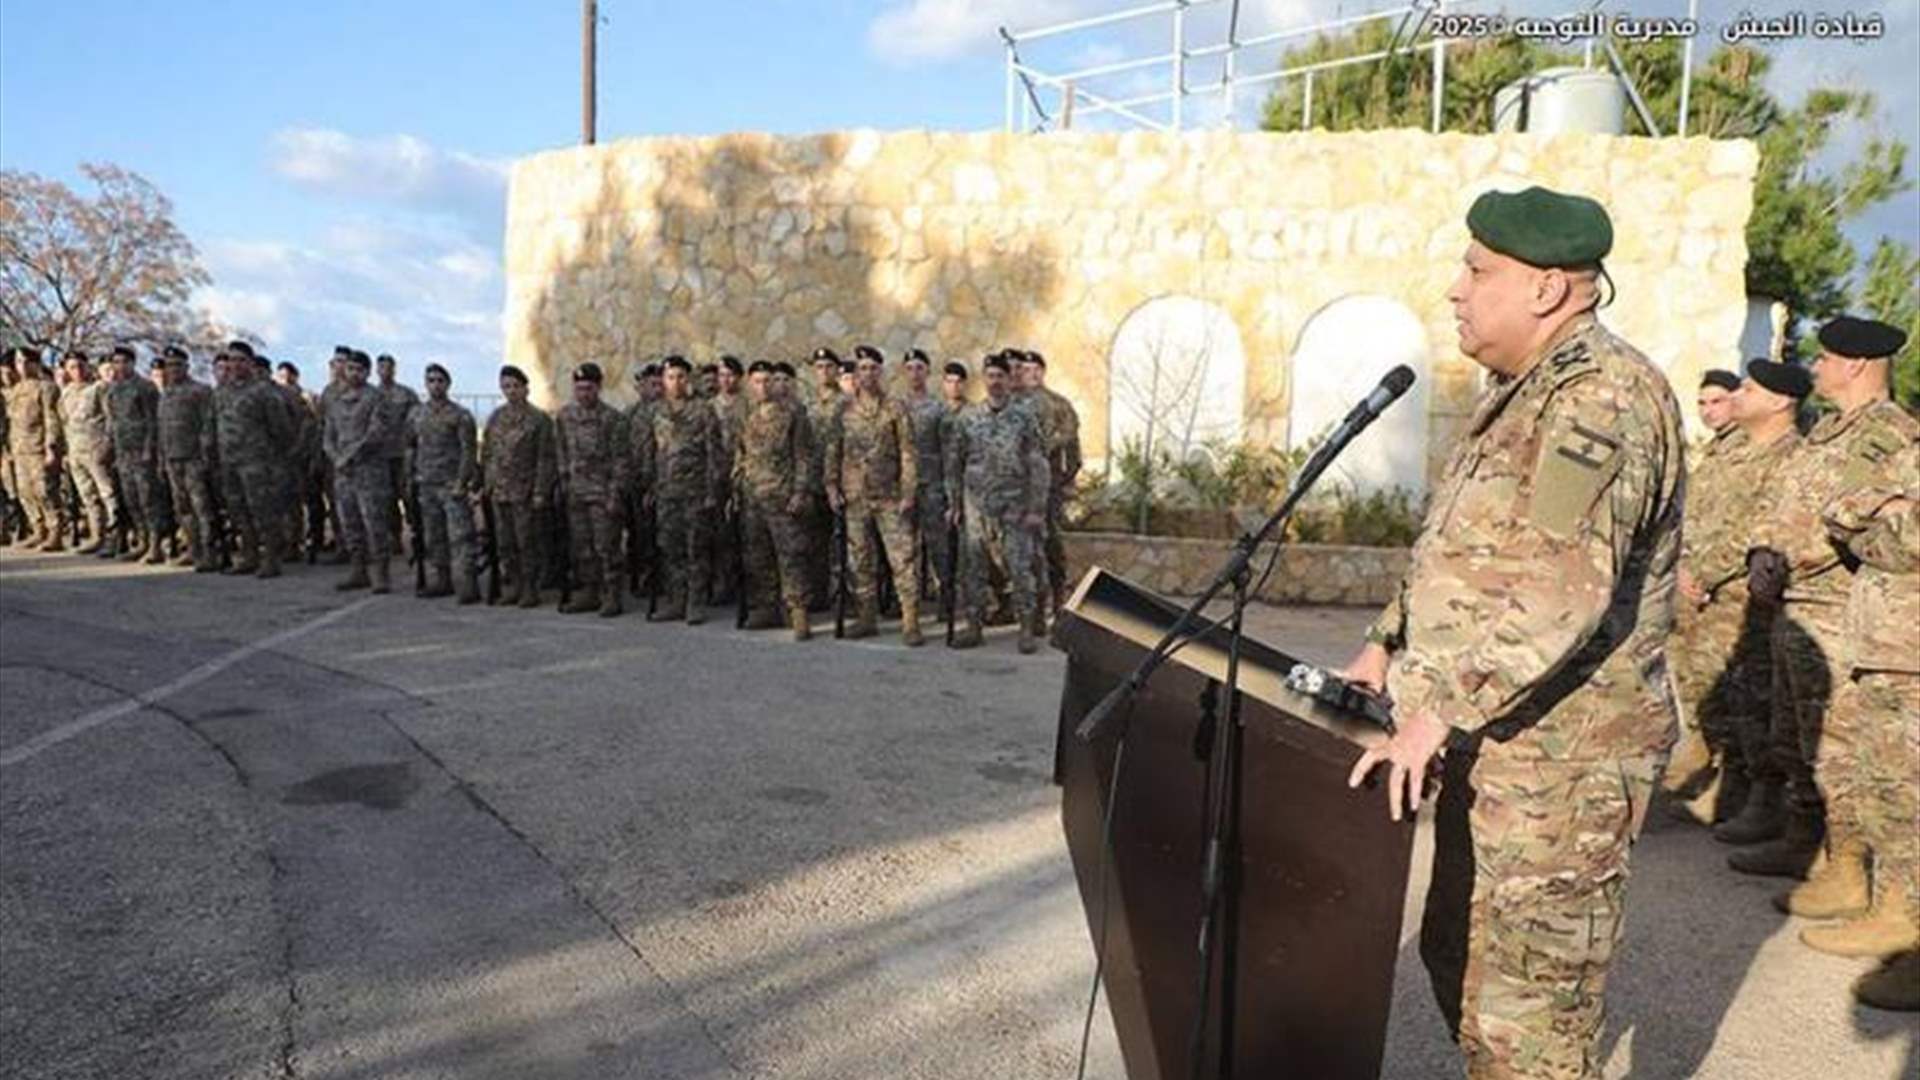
[{"xmin": 1858, "ymin": 237, "xmax": 1919, "ymax": 409}]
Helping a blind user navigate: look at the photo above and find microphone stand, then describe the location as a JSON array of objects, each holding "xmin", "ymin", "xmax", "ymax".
[{"xmin": 1072, "ymin": 405, "xmax": 1389, "ymax": 1080}]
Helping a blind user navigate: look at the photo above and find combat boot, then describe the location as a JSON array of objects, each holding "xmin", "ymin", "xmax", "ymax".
[
  {"xmin": 788, "ymin": 605, "xmax": 812, "ymax": 641},
  {"xmin": 1728, "ymin": 807, "xmax": 1822, "ymax": 878},
  {"xmin": 255, "ymin": 543, "xmax": 282, "ymax": 579},
  {"xmin": 950, "ymin": 618, "xmax": 984, "ymax": 649},
  {"xmin": 457, "ymin": 571, "xmax": 480, "ymax": 606},
  {"xmin": 336, "ymin": 556, "xmax": 370, "ymax": 591},
  {"xmin": 685, "ymin": 592, "xmax": 707, "ymax": 625},
  {"xmin": 1802, "ymin": 879, "xmax": 1920, "ymax": 958},
  {"xmin": 598, "ymin": 589, "xmax": 623, "ymax": 618},
  {"xmin": 1714, "ymin": 778, "xmax": 1784, "ymax": 845},
  {"xmin": 518, "ymin": 580, "xmax": 542, "ymax": 609},
  {"xmin": 144, "ymin": 534, "xmax": 167, "ymax": 565},
  {"xmin": 1775, "ymin": 834, "xmax": 1870, "ymax": 918},
  {"xmin": 74, "ymin": 510, "xmax": 105, "ymax": 554},
  {"xmin": 192, "ymin": 535, "xmax": 217, "ymax": 573},
  {"xmin": 40, "ymin": 525, "xmax": 64, "ymax": 553},
  {"xmin": 648, "ymin": 595, "xmax": 686, "ymax": 622},
  {"xmin": 421, "ymin": 564, "xmax": 454, "ymax": 599},
  {"xmin": 98, "ymin": 525, "xmax": 122, "ymax": 559},
  {"xmin": 370, "ymin": 558, "xmax": 392, "ymax": 595},
  {"xmin": 118, "ymin": 529, "xmax": 144, "ymax": 561},
  {"xmin": 744, "ymin": 607, "xmax": 781, "ymax": 630},
  {"xmin": 1854, "ymin": 951, "xmax": 1920, "ymax": 1012},
  {"xmin": 845, "ymin": 599, "xmax": 877, "ymax": 639},
  {"xmin": 561, "ymin": 586, "xmax": 600, "ymax": 614},
  {"xmin": 900, "ymin": 598, "xmax": 925, "ymax": 647}
]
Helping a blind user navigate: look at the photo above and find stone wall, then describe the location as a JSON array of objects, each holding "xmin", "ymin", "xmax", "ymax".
[
  {"xmin": 1064, "ymin": 533, "xmax": 1409, "ymax": 607},
  {"xmin": 504, "ymin": 129, "xmax": 1757, "ymax": 477}
]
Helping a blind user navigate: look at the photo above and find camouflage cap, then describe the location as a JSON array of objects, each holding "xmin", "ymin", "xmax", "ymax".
[
  {"xmin": 1466, "ymin": 186, "xmax": 1612, "ymax": 268},
  {"xmin": 1818, "ymin": 315, "xmax": 1906, "ymax": 360},
  {"xmin": 1746, "ymin": 359, "xmax": 1812, "ymax": 399}
]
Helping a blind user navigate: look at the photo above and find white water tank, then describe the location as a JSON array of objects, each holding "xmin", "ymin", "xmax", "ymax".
[{"xmin": 1493, "ymin": 67, "xmax": 1626, "ymax": 134}]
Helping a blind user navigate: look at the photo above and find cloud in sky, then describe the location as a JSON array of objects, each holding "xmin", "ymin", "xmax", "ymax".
[
  {"xmin": 268, "ymin": 128, "xmax": 509, "ymax": 234},
  {"xmin": 867, "ymin": 0, "xmax": 1095, "ymax": 63}
]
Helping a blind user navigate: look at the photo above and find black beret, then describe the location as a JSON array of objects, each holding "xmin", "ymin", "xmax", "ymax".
[
  {"xmin": 719, "ymin": 355, "xmax": 743, "ymax": 375},
  {"xmin": 345, "ymin": 351, "xmax": 372, "ymax": 369},
  {"xmin": 424, "ymin": 362, "xmax": 450, "ymax": 381},
  {"xmin": 376, "ymin": 353, "xmax": 396, "ymax": 365},
  {"xmin": 662, "ymin": 355, "xmax": 692, "ymax": 373},
  {"xmin": 223, "ymin": 340, "xmax": 253, "ymax": 358},
  {"xmin": 112, "ymin": 344, "xmax": 137, "ymax": 361},
  {"xmin": 572, "ymin": 362, "xmax": 604, "ymax": 383},
  {"xmin": 697, "ymin": 362, "xmax": 718, "ymax": 374},
  {"xmin": 983, "ymin": 353, "xmax": 1012, "ymax": 374},
  {"xmin": 812, "ymin": 346, "xmax": 841, "ymax": 364},
  {"xmin": 904, "ymin": 347, "xmax": 931, "ymax": 366},
  {"xmin": 253, "ymin": 355, "xmax": 272, "ymax": 371},
  {"xmin": 277, "ymin": 361, "xmax": 300, "ymax": 376},
  {"xmin": 1746, "ymin": 359, "xmax": 1812, "ymax": 399},
  {"xmin": 640, "ymin": 363, "xmax": 662, "ymax": 378},
  {"xmin": 746, "ymin": 360, "xmax": 772, "ymax": 375},
  {"xmin": 853, "ymin": 344, "xmax": 883, "ymax": 363},
  {"xmin": 499, "ymin": 364, "xmax": 528, "ymax": 385},
  {"xmin": 1818, "ymin": 316, "xmax": 1906, "ymax": 360},
  {"xmin": 837, "ymin": 359, "xmax": 857, "ymax": 375},
  {"xmin": 943, "ymin": 361, "xmax": 969, "ymax": 379},
  {"xmin": 772, "ymin": 361, "xmax": 797, "ymax": 378},
  {"xmin": 333, "ymin": 344, "xmax": 351, "ymax": 356},
  {"xmin": 163, "ymin": 345, "xmax": 189, "ymax": 361},
  {"xmin": 1018, "ymin": 349, "xmax": 1045, "ymax": 368},
  {"xmin": 1467, "ymin": 186, "xmax": 1613, "ymax": 268},
  {"xmin": 1699, "ymin": 369, "xmax": 1741, "ymax": 392},
  {"xmin": 148, "ymin": 356, "xmax": 167, "ymax": 371}
]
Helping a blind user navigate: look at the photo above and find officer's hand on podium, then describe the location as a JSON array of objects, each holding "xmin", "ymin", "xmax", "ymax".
[
  {"xmin": 1346, "ymin": 708, "xmax": 1449, "ymax": 823},
  {"xmin": 1340, "ymin": 641, "xmax": 1390, "ymax": 695}
]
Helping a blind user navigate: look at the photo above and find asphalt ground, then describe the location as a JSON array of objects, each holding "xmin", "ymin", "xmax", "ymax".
[{"xmin": 1, "ymin": 547, "xmax": 1914, "ymax": 1079}]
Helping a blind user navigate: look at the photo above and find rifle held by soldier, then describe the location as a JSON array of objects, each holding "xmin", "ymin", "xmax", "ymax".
[
  {"xmin": 733, "ymin": 489, "xmax": 748, "ymax": 629},
  {"xmin": 944, "ymin": 495, "xmax": 960, "ymax": 646},
  {"xmin": 832, "ymin": 507, "xmax": 848, "ymax": 639}
]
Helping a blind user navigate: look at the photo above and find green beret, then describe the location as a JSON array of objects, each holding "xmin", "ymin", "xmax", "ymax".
[{"xmin": 1467, "ymin": 186, "xmax": 1613, "ymax": 268}]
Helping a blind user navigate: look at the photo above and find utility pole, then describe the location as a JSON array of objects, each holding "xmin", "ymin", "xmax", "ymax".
[{"xmin": 582, "ymin": 0, "xmax": 597, "ymax": 145}]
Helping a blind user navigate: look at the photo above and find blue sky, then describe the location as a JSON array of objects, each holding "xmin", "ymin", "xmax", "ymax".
[{"xmin": 3, "ymin": 0, "xmax": 1915, "ymax": 390}]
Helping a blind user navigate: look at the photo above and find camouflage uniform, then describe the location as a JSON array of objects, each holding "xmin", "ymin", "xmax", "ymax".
[
  {"xmin": 159, "ymin": 375, "xmax": 220, "ymax": 569},
  {"xmin": 214, "ymin": 376, "xmax": 295, "ymax": 573},
  {"xmin": 105, "ymin": 375, "xmax": 165, "ymax": 559},
  {"xmin": 1016, "ymin": 384, "xmax": 1082, "ymax": 605},
  {"xmin": 480, "ymin": 399, "xmax": 558, "ymax": 606},
  {"xmin": 639, "ymin": 397, "xmax": 721, "ymax": 617},
  {"xmin": 379, "ymin": 380, "xmax": 420, "ymax": 544},
  {"xmin": 1370, "ymin": 316, "xmax": 1685, "ymax": 1078},
  {"xmin": 407, "ymin": 398, "xmax": 480, "ymax": 596},
  {"xmin": 58, "ymin": 380, "xmax": 119, "ymax": 547},
  {"xmin": 944, "ymin": 397, "xmax": 1049, "ymax": 631},
  {"xmin": 272, "ymin": 382, "xmax": 317, "ymax": 557},
  {"xmin": 903, "ymin": 392, "xmax": 952, "ymax": 602},
  {"xmin": 1752, "ymin": 400, "xmax": 1920, "ymax": 836},
  {"xmin": 734, "ymin": 395, "xmax": 815, "ymax": 622},
  {"xmin": 804, "ymin": 386, "xmax": 844, "ymax": 607},
  {"xmin": 826, "ymin": 392, "xmax": 919, "ymax": 631},
  {"xmin": 4, "ymin": 376, "xmax": 63, "ymax": 544},
  {"xmin": 622, "ymin": 397, "xmax": 659, "ymax": 596},
  {"xmin": 324, "ymin": 383, "xmax": 394, "ymax": 564},
  {"xmin": 1672, "ymin": 426, "xmax": 1801, "ymax": 792},
  {"xmin": 1822, "ymin": 471, "xmax": 1920, "ymax": 934},
  {"xmin": 315, "ymin": 379, "xmax": 345, "ymax": 555},
  {"xmin": 555, "ymin": 399, "xmax": 631, "ymax": 610},
  {"xmin": 709, "ymin": 391, "xmax": 750, "ymax": 602}
]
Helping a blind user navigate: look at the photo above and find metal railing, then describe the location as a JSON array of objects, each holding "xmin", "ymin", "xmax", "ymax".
[{"xmin": 1000, "ymin": 0, "xmax": 1696, "ymax": 136}]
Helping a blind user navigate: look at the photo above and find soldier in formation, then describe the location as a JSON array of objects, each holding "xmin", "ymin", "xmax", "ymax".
[
  {"xmin": 104, "ymin": 345, "xmax": 167, "ymax": 564},
  {"xmin": 480, "ymin": 365, "xmax": 556, "ymax": 608},
  {"xmin": 1012, "ymin": 349, "xmax": 1082, "ymax": 622},
  {"xmin": 900, "ymin": 348, "xmax": 952, "ymax": 610},
  {"xmin": 826, "ymin": 345, "xmax": 921, "ymax": 644},
  {"xmin": 733, "ymin": 359, "xmax": 815, "ymax": 639},
  {"xmin": 56, "ymin": 352, "xmax": 118, "ymax": 556},
  {"xmin": 554, "ymin": 362, "xmax": 631, "ymax": 616},
  {"xmin": 5, "ymin": 349, "xmax": 65, "ymax": 550},
  {"xmin": 325, "ymin": 350, "xmax": 396, "ymax": 592},
  {"xmin": 638, "ymin": 355, "xmax": 720, "ymax": 623},
  {"xmin": 407, "ymin": 363, "xmax": 481, "ymax": 603},
  {"xmin": 212, "ymin": 344, "xmax": 294, "ymax": 577},
  {"xmin": 375, "ymin": 352, "xmax": 420, "ymax": 558},
  {"xmin": 945, "ymin": 352, "xmax": 1049, "ymax": 654},
  {"xmin": 157, "ymin": 346, "xmax": 221, "ymax": 572}
]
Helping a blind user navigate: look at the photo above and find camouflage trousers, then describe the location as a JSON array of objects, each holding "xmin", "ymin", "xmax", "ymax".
[
  {"xmin": 220, "ymin": 461, "xmax": 283, "ymax": 564},
  {"xmin": 1671, "ymin": 589, "xmax": 1777, "ymax": 783},
  {"xmin": 1771, "ymin": 602, "xmax": 1847, "ymax": 824},
  {"xmin": 566, "ymin": 494, "xmax": 621, "ymax": 596},
  {"xmin": 492, "ymin": 499, "xmax": 540, "ymax": 593},
  {"xmin": 336, "ymin": 460, "xmax": 394, "ymax": 560},
  {"xmin": 1841, "ymin": 671, "xmax": 1920, "ymax": 900},
  {"xmin": 419, "ymin": 482, "xmax": 476, "ymax": 575},
  {"xmin": 67, "ymin": 451, "xmax": 119, "ymax": 529},
  {"xmin": 741, "ymin": 492, "xmax": 809, "ymax": 614},
  {"xmin": 846, "ymin": 498, "xmax": 917, "ymax": 608},
  {"xmin": 804, "ymin": 491, "xmax": 833, "ymax": 608},
  {"xmin": 1038, "ymin": 484, "xmax": 1070, "ymax": 604},
  {"xmin": 915, "ymin": 484, "xmax": 950, "ymax": 601},
  {"xmin": 117, "ymin": 455, "xmax": 165, "ymax": 532},
  {"xmin": 960, "ymin": 504, "xmax": 1038, "ymax": 624},
  {"xmin": 1422, "ymin": 751, "xmax": 1658, "ymax": 1080},
  {"xmin": 12, "ymin": 455, "xmax": 56, "ymax": 535},
  {"xmin": 654, "ymin": 494, "xmax": 711, "ymax": 608},
  {"xmin": 165, "ymin": 459, "xmax": 217, "ymax": 558}
]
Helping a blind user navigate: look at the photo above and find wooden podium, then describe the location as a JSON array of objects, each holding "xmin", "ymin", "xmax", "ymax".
[{"xmin": 1052, "ymin": 568, "xmax": 1415, "ymax": 1080}]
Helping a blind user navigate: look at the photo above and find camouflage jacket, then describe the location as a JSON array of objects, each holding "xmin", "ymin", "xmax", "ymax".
[
  {"xmin": 271, "ymin": 383, "xmax": 317, "ymax": 469},
  {"xmin": 902, "ymin": 393, "xmax": 948, "ymax": 493},
  {"xmin": 376, "ymin": 381, "xmax": 420, "ymax": 460},
  {"xmin": 407, "ymin": 398, "xmax": 478, "ymax": 490},
  {"xmin": 805, "ymin": 388, "xmax": 844, "ymax": 495},
  {"xmin": 323, "ymin": 383, "xmax": 389, "ymax": 472},
  {"xmin": 216, "ymin": 377, "xmax": 295, "ymax": 468},
  {"xmin": 1016, "ymin": 385, "xmax": 1083, "ymax": 492},
  {"xmin": 944, "ymin": 397, "xmax": 1049, "ymax": 520},
  {"xmin": 1824, "ymin": 445, "xmax": 1920, "ymax": 674},
  {"xmin": 58, "ymin": 381, "xmax": 112, "ymax": 459},
  {"xmin": 481, "ymin": 400, "xmax": 557, "ymax": 504},
  {"xmin": 4, "ymin": 379, "xmax": 61, "ymax": 457},
  {"xmin": 105, "ymin": 376, "xmax": 162, "ymax": 464},
  {"xmin": 159, "ymin": 379, "xmax": 217, "ymax": 463},
  {"xmin": 733, "ymin": 397, "xmax": 815, "ymax": 503},
  {"xmin": 1683, "ymin": 425, "xmax": 1801, "ymax": 598},
  {"xmin": 1754, "ymin": 398, "xmax": 1920, "ymax": 607},
  {"xmin": 640, "ymin": 397, "xmax": 720, "ymax": 505},
  {"xmin": 556, "ymin": 400, "xmax": 631, "ymax": 502},
  {"xmin": 827, "ymin": 393, "xmax": 916, "ymax": 504},
  {"xmin": 1370, "ymin": 315, "xmax": 1686, "ymax": 762}
]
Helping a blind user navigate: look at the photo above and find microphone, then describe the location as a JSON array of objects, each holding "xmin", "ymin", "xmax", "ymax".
[{"xmin": 1328, "ymin": 364, "xmax": 1416, "ymax": 447}]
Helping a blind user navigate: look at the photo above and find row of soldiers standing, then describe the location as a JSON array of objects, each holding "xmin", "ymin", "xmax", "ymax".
[{"xmin": 1664, "ymin": 315, "xmax": 1918, "ymax": 1010}]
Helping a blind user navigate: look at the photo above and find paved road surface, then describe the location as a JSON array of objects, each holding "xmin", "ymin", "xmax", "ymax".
[{"xmin": 1, "ymin": 549, "xmax": 1913, "ymax": 1078}]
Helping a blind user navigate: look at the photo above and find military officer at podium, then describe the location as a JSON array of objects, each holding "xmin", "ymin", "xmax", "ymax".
[{"xmin": 1344, "ymin": 187, "xmax": 1686, "ymax": 1079}]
